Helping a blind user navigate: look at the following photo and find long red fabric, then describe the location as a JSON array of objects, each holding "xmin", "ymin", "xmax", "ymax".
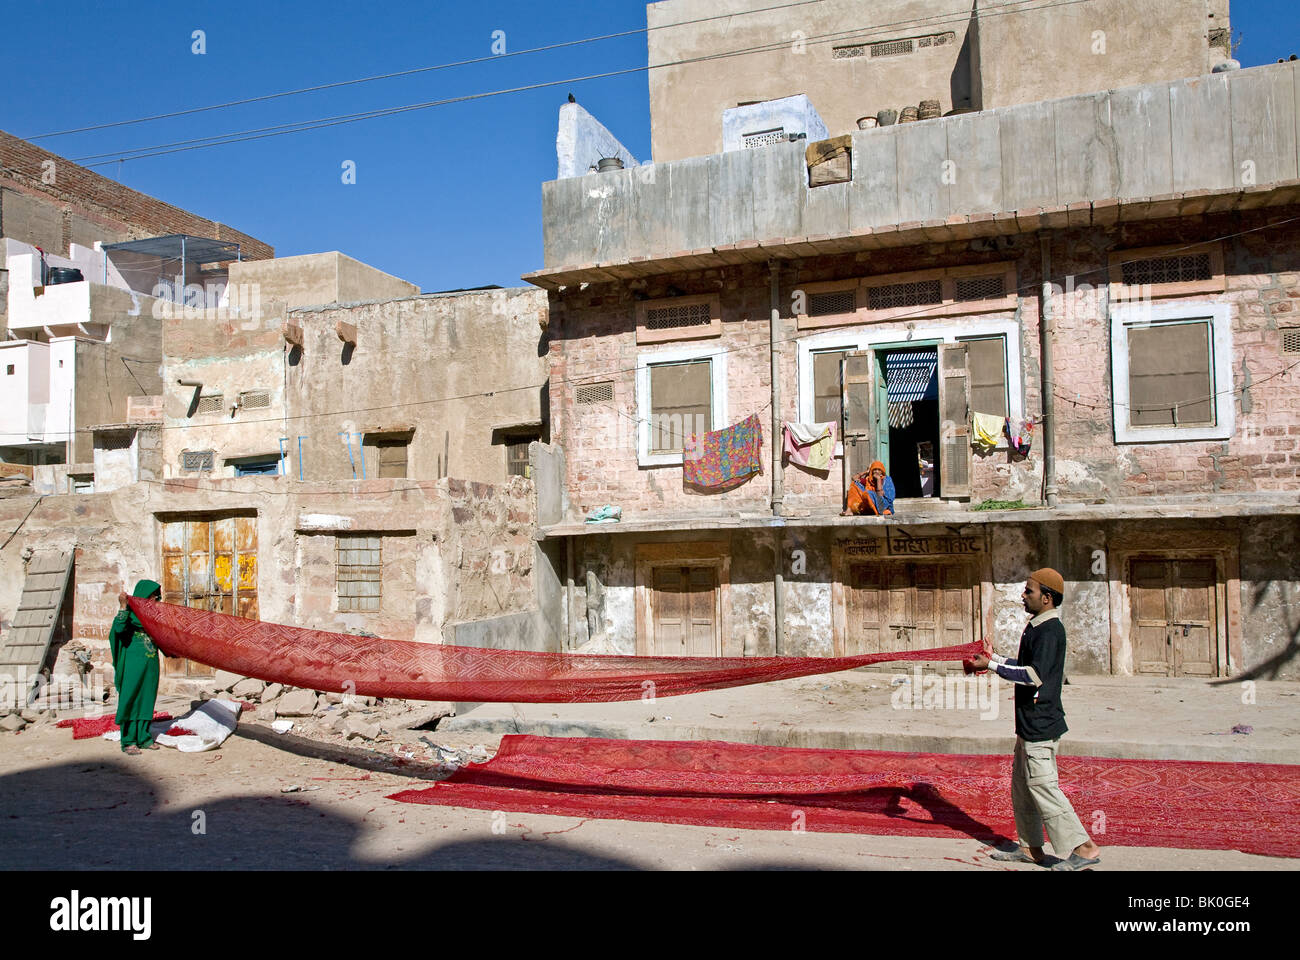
[
  {"xmin": 389, "ymin": 735, "xmax": 1300, "ymax": 859},
  {"xmin": 128, "ymin": 599, "xmax": 981, "ymax": 704},
  {"xmin": 56, "ymin": 711, "xmax": 173, "ymax": 740}
]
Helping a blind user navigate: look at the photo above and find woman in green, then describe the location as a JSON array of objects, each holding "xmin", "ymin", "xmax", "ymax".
[{"xmin": 110, "ymin": 579, "xmax": 163, "ymax": 755}]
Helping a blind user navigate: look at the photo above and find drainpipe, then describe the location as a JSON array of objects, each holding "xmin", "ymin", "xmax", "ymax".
[
  {"xmin": 769, "ymin": 260, "xmax": 785, "ymax": 655},
  {"xmin": 1039, "ymin": 235, "xmax": 1058, "ymax": 507}
]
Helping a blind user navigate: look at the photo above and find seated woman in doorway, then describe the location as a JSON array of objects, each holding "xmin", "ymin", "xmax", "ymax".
[{"xmin": 843, "ymin": 460, "xmax": 896, "ymax": 516}]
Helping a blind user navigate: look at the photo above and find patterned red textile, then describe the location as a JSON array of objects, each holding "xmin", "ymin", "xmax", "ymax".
[
  {"xmin": 127, "ymin": 598, "xmax": 980, "ymax": 704},
  {"xmin": 389, "ymin": 735, "xmax": 1300, "ymax": 858},
  {"xmin": 56, "ymin": 711, "xmax": 173, "ymax": 740}
]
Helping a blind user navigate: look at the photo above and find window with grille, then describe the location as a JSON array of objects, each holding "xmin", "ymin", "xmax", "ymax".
[
  {"xmin": 181, "ymin": 450, "xmax": 215, "ymax": 472},
  {"xmin": 506, "ymin": 437, "xmax": 536, "ymax": 478},
  {"xmin": 1127, "ymin": 321, "xmax": 1214, "ymax": 427},
  {"xmin": 195, "ymin": 394, "xmax": 224, "ymax": 416},
  {"xmin": 363, "ymin": 433, "xmax": 410, "ymax": 478},
  {"xmin": 645, "ymin": 301, "xmax": 712, "ymax": 331},
  {"xmin": 867, "ymin": 279, "xmax": 943, "ymax": 311},
  {"xmin": 1120, "ymin": 253, "xmax": 1212, "ymax": 287},
  {"xmin": 871, "ymin": 39, "xmax": 914, "ymax": 57},
  {"xmin": 807, "ymin": 289, "xmax": 857, "ymax": 317},
  {"xmin": 239, "ymin": 389, "xmax": 271, "ymax": 410},
  {"xmin": 832, "ymin": 44, "xmax": 867, "ymax": 59},
  {"xmin": 637, "ymin": 295, "xmax": 720, "ymax": 343},
  {"xmin": 95, "ymin": 431, "xmax": 134, "ymax": 452},
  {"xmin": 1281, "ymin": 328, "xmax": 1300, "ymax": 355},
  {"xmin": 812, "ymin": 350, "xmax": 849, "ymax": 424},
  {"xmin": 960, "ymin": 336, "xmax": 1009, "ymax": 418},
  {"xmin": 336, "ymin": 535, "xmax": 382, "ymax": 612},
  {"xmin": 954, "ymin": 274, "xmax": 1006, "ymax": 302},
  {"xmin": 649, "ymin": 359, "xmax": 712, "ymax": 455},
  {"xmin": 742, "ymin": 128, "xmax": 786, "ymax": 149},
  {"xmin": 575, "ymin": 381, "xmax": 614, "ymax": 405}
]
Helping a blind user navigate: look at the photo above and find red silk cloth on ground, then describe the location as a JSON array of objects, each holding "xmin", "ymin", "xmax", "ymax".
[
  {"xmin": 389, "ymin": 735, "xmax": 1300, "ymax": 859},
  {"xmin": 56, "ymin": 711, "xmax": 173, "ymax": 740},
  {"xmin": 128, "ymin": 598, "xmax": 980, "ymax": 704}
]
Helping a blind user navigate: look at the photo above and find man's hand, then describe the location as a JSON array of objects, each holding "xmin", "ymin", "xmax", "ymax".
[
  {"xmin": 118, "ymin": 591, "xmax": 129, "ymax": 610},
  {"xmin": 969, "ymin": 654, "xmax": 990, "ymax": 671}
]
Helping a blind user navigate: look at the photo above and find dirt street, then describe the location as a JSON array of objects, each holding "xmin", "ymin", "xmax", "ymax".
[{"xmin": 1, "ymin": 709, "xmax": 1295, "ymax": 871}]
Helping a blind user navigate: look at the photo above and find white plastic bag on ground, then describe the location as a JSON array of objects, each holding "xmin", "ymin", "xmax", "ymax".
[{"xmin": 104, "ymin": 699, "xmax": 243, "ymax": 752}]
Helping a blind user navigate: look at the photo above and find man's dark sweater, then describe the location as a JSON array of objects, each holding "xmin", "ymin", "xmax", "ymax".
[{"xmin": 989, "ymin": 608, "xmax": 1069, "ymax": 742}]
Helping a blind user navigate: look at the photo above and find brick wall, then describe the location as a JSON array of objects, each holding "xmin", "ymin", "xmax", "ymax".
[
  {"xmin": 548, "ymin": 206, "xmax": 1300, "ymax": 516},
  {"xmin": 0, "ymin": 130, "xmax": 273, "ymax": 259}
]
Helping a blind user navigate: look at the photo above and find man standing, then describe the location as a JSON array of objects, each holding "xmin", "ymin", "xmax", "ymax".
[{"xmin": 968, "ymin": 568, "xmax": 1102, "ymax": 871}]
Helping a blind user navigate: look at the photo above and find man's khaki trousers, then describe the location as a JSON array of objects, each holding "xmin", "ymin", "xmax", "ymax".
[{"xmin": 1012, "ymin": 736, "xmax": 1091, "ymax": 854}]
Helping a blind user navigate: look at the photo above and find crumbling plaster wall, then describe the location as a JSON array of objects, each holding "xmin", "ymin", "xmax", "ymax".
[
  {"xmin": 0, "ymin": 473, "xmax": 546, "ymax": 693},
  {"xmin": 288, "ymin": 288, "xmax": 548, "ymax": 484},
  {"xmin": 161, "ymin": 304, "xmax": 288, "ymax": 475}
]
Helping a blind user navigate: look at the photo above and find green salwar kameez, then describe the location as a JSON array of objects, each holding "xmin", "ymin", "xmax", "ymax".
[{"xmin": 111, "ymin": 579, "xmax": 162, "ymax": 752}]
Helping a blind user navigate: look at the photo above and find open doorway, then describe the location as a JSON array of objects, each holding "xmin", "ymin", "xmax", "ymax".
[{"xmin": 881, "ymin": 348, "xmax": 940, "ymax": 498}]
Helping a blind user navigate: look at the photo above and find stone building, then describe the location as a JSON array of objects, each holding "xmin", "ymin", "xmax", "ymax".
[{"xmin": 526, "ymin": 14, "xmax": 1300, "ymax": 681}]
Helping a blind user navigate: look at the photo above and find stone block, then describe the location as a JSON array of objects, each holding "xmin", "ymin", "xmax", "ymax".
[
  {"xmin": 213, "ymin": 670, "xmax": 243, "ymax": 692},
  {"xmin": 343, "ymin": 716, "xmax": 381, "ymax": 741},
  {"xmin": 276, "ymin": 688, "xmax": 319, "ymax": 717},
  {"xmin": 230, "ymin": 678, "xmax": 265, "ymax": 699},
  {"xmin": 1, "ymin": 714, "xmax": 26, "ymax": 732},
  {"xmin": 262, "ymin": 683, "xmax": 284, "ymax": 702}
]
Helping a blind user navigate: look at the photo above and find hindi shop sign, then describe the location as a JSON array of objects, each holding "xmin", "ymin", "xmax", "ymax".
[{"xmin": 840, "ymin": 534, "xmax": 982, "ymax": 557}]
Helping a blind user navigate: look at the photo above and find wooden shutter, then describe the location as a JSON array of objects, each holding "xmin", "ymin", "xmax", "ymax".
[
  {"xmin": 841, "ymin": 351, "xmax": 877, "ymax": 485},
  {"xmin": 813, "ymin": 349, "xmax": 849, "ymax": 423},
  {"xmin": 938, "ymin": 343, "xmax": 971, "ymax": 499}
]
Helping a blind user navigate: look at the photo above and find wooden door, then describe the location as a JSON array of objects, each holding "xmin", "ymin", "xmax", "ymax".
[
  {"xmin": 846, "ymin": 561, "xmax": 974, "ymax": 655},
  {"xmin": 1129, "ymin": 558, "xmax": 1218, "ymax": 677},
  {"xmin": 161, "ymin": 514, "xmax": 259, "ymax": 678},
  {"xmin": 651, "ymin": 564, "xmax": 719, "ymax": 657},
  {"xmin": 938, "ymin": 343, "xmax": 972, "ymax": 499}
]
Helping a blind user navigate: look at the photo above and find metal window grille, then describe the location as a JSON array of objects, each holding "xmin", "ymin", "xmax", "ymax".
[
  {"xmin": 195, "ymin": 394, "xmax": 225, "ymax": 415},
  {"xmin": 506, "ymin": 439, "xmax": 533, "ymax": 478},
  {"xmin": 644, "ymin": 301, "xmax": 713, "ymax": 330},
  {"xmin": 954, "ymin": 274, "xmax": 1006, "ymax": 301},
  {"xmin": 808, "ymin": 289, "xmax": 857, "ymax": 317},
  {"xmin": 239, "ymin": 389, "xmax": 271, "ymax": 410},
  {"xmin": 832, "ymin": 43, "xmax": 867, "ymax": 59},
  {"xmin": 870, "ymin": 39, "xmax": 914, "ymax": 57},
  {"xmin": 1120, "ymin": 253, "xmax": 1212, "ymax": 287},
  {"xmin": 867, "ymin": 278, "xmax": 943, "ymax": 310},
  {"xmin": 95, "ymin": 431, "xmax": 134, "ymax": 451},
  {"xmin": 575, "ymin": 381, "xmax": 614, "ymax": 405},
  {"xmin": 1281, "ymin": 328, "xmax": 1300, "ymax": 355},
  {"xmin": 336, "ymin": 535, "xmax": 381, "ymax": 612},
  {"xmin": 180, "ymin": 450, "xmax": 215, "ymax": 472},
  {"xmin": 741, "ymin": 128, "xmax": 786, "ymax": 149}
]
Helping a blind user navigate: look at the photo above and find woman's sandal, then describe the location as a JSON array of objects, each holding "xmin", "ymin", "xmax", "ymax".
[{"xmin": 123, "ymin": 746, "xmax": 142, "ymax": 756}]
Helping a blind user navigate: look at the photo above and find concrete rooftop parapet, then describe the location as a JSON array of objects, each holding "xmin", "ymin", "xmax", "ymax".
[{"xmin": 531, "ymin": 61, "xmax": 1300, "ymax": 283}]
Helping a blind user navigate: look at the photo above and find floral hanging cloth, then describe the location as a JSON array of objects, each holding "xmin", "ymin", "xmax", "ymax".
[
  {"xmin": 683, "ymin": 413, "xmax": 763, "ymax": 490},
  {"xmin": 1006, "ymin": 417, "xmax": 1034, "ymax": 458}
]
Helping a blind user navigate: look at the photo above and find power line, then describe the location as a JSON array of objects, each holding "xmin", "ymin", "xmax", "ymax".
[
  {"xmin": 27, "ymin": 0, "xmax": 829, "ymax": 140},
  {"xmin": 66, "ymin": 0, "xmax": 1094, "ymax": 167},
  {"xmin": 24, "ymin": 212, "xmax": 1300, "ymax": 441}
]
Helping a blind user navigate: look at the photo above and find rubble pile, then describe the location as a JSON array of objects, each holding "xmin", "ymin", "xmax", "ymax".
[{"xmin": 205, "ymin": 670, "xmax": 458, "ymax": 752}]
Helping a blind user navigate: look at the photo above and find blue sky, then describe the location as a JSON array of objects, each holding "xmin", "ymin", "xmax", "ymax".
[{"xmin": 3, "ymin": 1, "xmax": 1296, "ymax": 291}]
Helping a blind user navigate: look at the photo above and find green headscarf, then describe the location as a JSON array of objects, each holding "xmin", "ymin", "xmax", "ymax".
[{"xmin": 127, "ymin": 578, "xmax": 162, "ymax": 631}]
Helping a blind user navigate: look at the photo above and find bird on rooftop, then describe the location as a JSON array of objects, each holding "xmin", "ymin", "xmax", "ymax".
[{"xmin": 568, "ymin": 93, "xmax": 576, "ymax": 103}]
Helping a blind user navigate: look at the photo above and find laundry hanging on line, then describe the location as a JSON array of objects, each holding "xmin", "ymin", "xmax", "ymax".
[
  {"xmin": 782, "ymin": 421, "xmax": 836, "ymax": 471},
  {"xmin": 683, "ymin": 413, "xmax": 763, "ymax": 489},
  {"xmin": 972, "ymin": 412, "xmax": 1004, "ymax": 453}
]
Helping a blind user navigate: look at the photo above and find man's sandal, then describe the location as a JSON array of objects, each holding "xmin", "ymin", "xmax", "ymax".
[
  {"xmin": 989, "ymin": 849, "xmax": 1047, "ymax": 865},
  {"xmin": 1051, "ymin": 853, "xmax": 1102, "ymax": 871}
]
